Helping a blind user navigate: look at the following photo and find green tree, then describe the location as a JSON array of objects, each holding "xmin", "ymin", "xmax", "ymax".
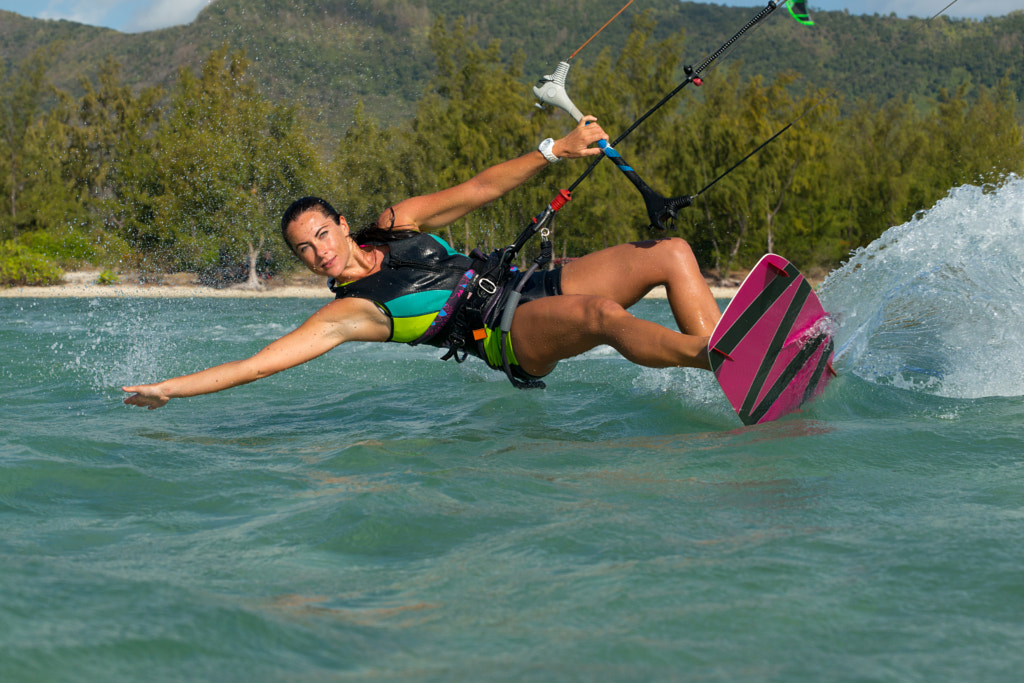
[
  {"xmin": 409, "ymin": 17, "xmax": 557, "ymax": 254},
  {"xmin": 13, "ymin": 96, "xmax": 94, "ymax": 245},
  {"xmin": 830, "ymin": 98, "xmax": 930, "ymax": 248},
  {"xmin": 65, "ymin": 56, "xmax": 164, "ymax": 240},
  {"xmin": 566, "ymin": 11, "xmax": 687, "ymax": 253},
  {"xmin": 924, "ymin": 80, "xmax": 1024, "ymax": 192},
  {"xmin": 0, "ymin": 44, "xmax": 61, "ymax": 238},
  {"xmin": 10, "ymin": 57, "xmax": 163, "ymax": 265},
  {"xmin": 147, "ymin": 47, "xmax": 324, "ymax": 283},
  {"xmin": 328, "ymin": 101, "xmax": 427, "ymax": 232},
  {"xmin": 671, "ymin": 67, "xmax": 772, "ymax": 280},
  {"xmin": 768, "ymin": 94, "xmax": 847, "ymax": 267}
]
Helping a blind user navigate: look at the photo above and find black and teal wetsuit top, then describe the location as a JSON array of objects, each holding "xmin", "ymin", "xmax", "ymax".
[
  {"xmin": 329, "ymin": 233, "xmax": 560, "ymax": 373},
  {"xmin": 330, "ymin": 233, "xmax": 472, "ymax": 343}
]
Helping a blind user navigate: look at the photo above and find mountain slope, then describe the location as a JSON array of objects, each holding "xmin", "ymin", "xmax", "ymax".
[{"xmin": 2, "ymin": 0, "xmax": 1021, "ymax": 136}]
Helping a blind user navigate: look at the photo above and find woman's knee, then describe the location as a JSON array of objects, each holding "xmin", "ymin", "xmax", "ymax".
[
  {"xmin": 656, "ymin": 236, "xmax": 698, "ymax": 267},
  {"xmin": 638, "ymin": 237, "xmax": 701, "ymax": 286},
  {"xmin": 579, "ymin": 296, "xmax": 632, "ymax": 335}
]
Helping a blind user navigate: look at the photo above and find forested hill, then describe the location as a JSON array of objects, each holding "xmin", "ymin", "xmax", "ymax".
[
  {"xmin": 2, "ymin": 0, "xmax": 1022, "ymax": 135},
  {"xmin": 2, "ymin": 0, "xmax": 1022, "ymax": 285}
]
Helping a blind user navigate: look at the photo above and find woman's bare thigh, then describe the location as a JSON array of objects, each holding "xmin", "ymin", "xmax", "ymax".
[
  {"xmin": 509, "ymin": 295, "xmax": 612, "ymax": 377},
  {"xmin": 559, "ymin": 239, "xmax": 670, "ymax": 307},
  {"xmin": 509, "ymin": 293, "xmax": 710, "ymax": 377},
  {"xmin": 559, "ymin": 237, "xmax": 719, "ymax": 337}
]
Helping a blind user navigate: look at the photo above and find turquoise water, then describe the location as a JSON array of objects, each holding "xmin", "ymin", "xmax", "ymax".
[{"xmin": 3, "ymin": 178, "xmax": 1024, "ymax": 681}]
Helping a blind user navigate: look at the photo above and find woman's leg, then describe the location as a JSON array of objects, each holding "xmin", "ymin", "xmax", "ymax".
[
  {"xmin": 559, "ymin": 237, "xmax": 720, "ymax": 337},
  {"xmin": 510, "ymin": 238, "xmax": 720, "ymax": 376},
  {"xmin": 510, "ymin": 294, "xmax": 710, "ymax": 377}
]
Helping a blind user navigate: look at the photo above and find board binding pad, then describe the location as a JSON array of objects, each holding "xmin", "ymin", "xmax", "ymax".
[{"xmin": 709, "ymin": 254, "xmax": 836, "ymax": 426}]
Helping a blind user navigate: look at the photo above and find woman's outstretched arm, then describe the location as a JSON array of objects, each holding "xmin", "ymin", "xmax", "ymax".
[
  {"xmin": 122, "ymin": 297, "xmax": 390, "ymax": 410},
  {"xmin": 387, "ymin": 116, "xmax": 608, "ymax": 232}
]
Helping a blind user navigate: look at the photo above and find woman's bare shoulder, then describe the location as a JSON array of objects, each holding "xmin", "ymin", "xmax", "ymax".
[{"xmin": 311, "ymin": 296, "xmax": 391, "ymax": 342}]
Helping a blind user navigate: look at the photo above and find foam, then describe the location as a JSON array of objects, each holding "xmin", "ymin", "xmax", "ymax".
[{"xmin": 819, "ymin": 175, "xmax": 1024, "ymax": 398}]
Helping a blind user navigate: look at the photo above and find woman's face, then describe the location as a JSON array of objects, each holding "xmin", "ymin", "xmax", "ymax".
[{"xmin": 285, "ymin": 210, "xmax": 352, "ymax": 279}]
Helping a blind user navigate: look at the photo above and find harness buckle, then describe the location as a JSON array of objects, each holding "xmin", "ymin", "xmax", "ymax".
[{"xmin": 478, "ymin": 277, "xmax": 497, "ymax": 295}]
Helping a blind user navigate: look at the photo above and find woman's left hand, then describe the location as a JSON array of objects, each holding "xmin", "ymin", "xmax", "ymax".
[
  {"xmin": 552, "ymin": 116, "xmax": 609, "ymax": 158},
  {"xmin": 122, "ymin": 383, "xmax": 170, "ymax": 410}
]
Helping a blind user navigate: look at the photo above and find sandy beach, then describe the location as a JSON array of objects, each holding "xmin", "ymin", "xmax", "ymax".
[
  {"xmin": 0, "ymin": 271, "xmax": 335, "ymax": 299},
  {"xmin": 1, "ymin": 271, "xmax": 739, "ymax": 299}
]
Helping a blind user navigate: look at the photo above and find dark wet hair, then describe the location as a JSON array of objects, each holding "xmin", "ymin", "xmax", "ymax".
[
  {"xmin": 280, "ymin": 197, "xmax": 417, "ymax": 250},
  {"xmin": 280, "ymin": 196, "xmax": 341, "ymax": 248},
  {"xmin": 350, "ymin": 207, "xmax": 418, "ymax": 245}
]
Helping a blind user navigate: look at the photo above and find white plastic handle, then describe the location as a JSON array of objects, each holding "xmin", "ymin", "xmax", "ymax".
[{"xmin": 533, "ymin": 61, "xmax": 584, "ymax": 122}]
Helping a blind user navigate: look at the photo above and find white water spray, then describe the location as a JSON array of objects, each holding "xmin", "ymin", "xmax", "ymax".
[{"xmin": 819, "ymin": 175, "xmax": 1024, "ymax": 398}]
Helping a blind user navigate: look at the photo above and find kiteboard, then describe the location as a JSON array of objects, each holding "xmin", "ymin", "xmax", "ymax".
[{"xmin": 709, "ymin": 254, "xmax": 836, "ymax": 425}]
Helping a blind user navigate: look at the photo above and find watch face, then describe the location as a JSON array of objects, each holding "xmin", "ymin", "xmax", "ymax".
[{"xmin": 540, "ymin": 138, "xmax": 559, "ymax": 162}]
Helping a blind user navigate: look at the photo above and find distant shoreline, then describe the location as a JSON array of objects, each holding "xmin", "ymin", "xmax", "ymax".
[
  {"xmin": 0, "ymin": 271, "xmax": 335, "ymax": 299},
  {"xmin": 0, "ymin": 271, "xmax": 740, "ymax": 300}
]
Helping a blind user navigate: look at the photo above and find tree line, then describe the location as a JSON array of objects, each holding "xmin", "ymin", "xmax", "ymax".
[{"xmin": 2, "ymin": 14, "xmax": 1022, "ymax": 286}]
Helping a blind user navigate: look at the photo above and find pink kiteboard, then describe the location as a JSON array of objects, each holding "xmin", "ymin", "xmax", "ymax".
[{"xmin": 709, "ymin": 254, "xmax": 836, "ymax": 425}]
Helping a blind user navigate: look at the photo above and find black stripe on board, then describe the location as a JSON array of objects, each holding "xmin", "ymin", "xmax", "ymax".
[
  {"xmin": 800, "ymin": 336, "xmax": 835, "ymax": 407},
  {"xmin": 745, "ymin": 330, "xmax": 828, "ymax": 425},
  {"xmin": 738, "ymin": 278, "xmax": 812, "ymax": 424},
  {"xmin": 710, "ymin": 261, "xmax": 801, "ymax": 372}
]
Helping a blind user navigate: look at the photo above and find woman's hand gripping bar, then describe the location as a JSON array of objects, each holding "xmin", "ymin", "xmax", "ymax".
[{"xmin": 533, "ymin": 61, "xmax": 693, "ymax": 231}]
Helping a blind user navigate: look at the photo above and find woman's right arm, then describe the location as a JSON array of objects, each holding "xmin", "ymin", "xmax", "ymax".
[
  {"xmin": 385, "ymin": 116, "xmax": 608, "ymax": 232},
  {"xmin": 122, "ymin": 297, "xmax": 390, "ymax": 410}
]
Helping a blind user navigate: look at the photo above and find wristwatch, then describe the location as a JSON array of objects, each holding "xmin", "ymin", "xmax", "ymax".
[{"xmin": 538, "ymin": 137, "xmax": 561, "ymax": 163}]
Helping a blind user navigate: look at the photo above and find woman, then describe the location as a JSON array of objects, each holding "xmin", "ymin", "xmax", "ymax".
[{"xmin": 123, "ymin": 117, "xmax": 720, "ymax": 410}]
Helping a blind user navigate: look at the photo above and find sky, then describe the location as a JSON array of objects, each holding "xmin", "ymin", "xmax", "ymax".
[
  {"xmin": 0, "ymin": 0, "xmax": 212, "ymax": 33},
  {"xmin": 0, "ymin": 1, "xmax": 1016, "ymax": 33}
]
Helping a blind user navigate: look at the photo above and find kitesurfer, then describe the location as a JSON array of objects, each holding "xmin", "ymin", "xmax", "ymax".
[{"xmin": 123, "ymin": 116, "xmax": 721, "ymax": 409}]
